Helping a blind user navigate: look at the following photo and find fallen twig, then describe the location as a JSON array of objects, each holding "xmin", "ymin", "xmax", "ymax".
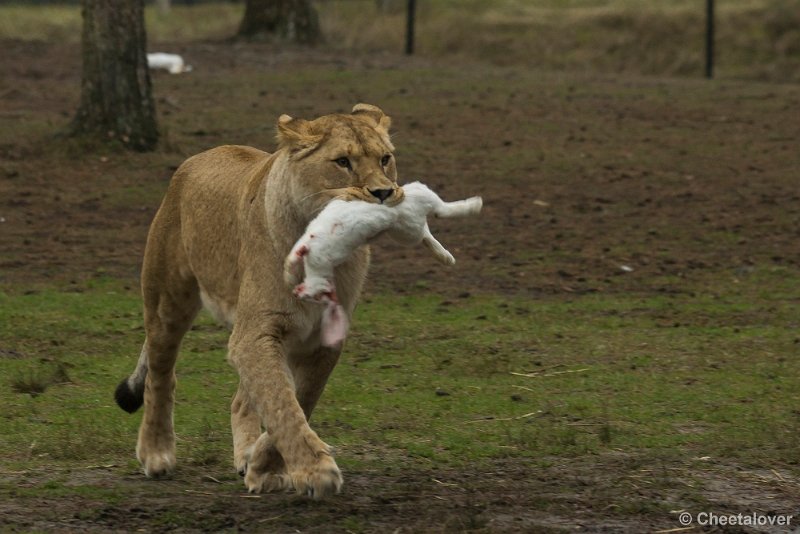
[
  {"xmin": 432, "ymin": 478, "xmax": 459, "ymax": 487},
  {"xmin": 466, "ymin": 411, "xmax": 541, "ymax": 423},
  {"xmin": 511, "ymin": 368, "xmax": 589, "ymax": 378},
  {"xmin": 184, "ymin": 489, "xmax": 213, "ymax": 496},
  {"xmin": 771, "ymin": 469, "xmax": 786, "ymax": 482},
  {"xmin": 258, "ymin": 513, "xmax": 287, "ymax": 523}
]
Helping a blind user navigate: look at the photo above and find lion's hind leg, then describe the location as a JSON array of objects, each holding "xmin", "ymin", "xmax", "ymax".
[{"xmin": 133, "ymin": 272, "xmax": 201, "ymax": 478}]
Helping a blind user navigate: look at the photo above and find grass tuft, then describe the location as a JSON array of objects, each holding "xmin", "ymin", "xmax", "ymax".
[
  {"xmin": 9, "ymin": 361, "xmax": 72, "ymax": 397},
  {"xmin": 10, "ymin": 371, "xmax": 50, "ymax": 397}
]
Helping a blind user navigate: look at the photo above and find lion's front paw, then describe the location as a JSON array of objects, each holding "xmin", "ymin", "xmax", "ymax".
[
  {"xmin": 243, "ymin": 436, "xmax": 289, "ymax": 490},
  {"xmin": 244, "ymin": 469, "xmax": 293, "ymax": 494},
  {"xmin": 289, "ymin": 452, "xmax": 343, "ymax": 499},
  {"xmin": 234, "ymin": 443, "xmax": 254, "ymax": 477}
]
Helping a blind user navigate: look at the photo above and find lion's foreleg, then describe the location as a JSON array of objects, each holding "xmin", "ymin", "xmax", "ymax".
[
  {"xmin": 230, "ymin": 381, "xmax": 263, "ymax": 476},
  {"xmin": 233, "ymin": 345, "xmax": 341, "ymax": 486},
  {"xmin": 230, "ymin": 328, "xmax": 342, "ymax": 499}
]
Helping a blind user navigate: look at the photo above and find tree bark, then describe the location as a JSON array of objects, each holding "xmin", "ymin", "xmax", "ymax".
[
  {"xmin": 238, "ymin": 0, "xmax": 322, "ymax": 44},
  {"xmin": 71, "ymin": 0, "xmax": 158, "ymax": 151}
]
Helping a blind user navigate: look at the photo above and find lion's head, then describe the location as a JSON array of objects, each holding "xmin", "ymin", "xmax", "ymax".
[{"xmin": 276, "ymin": 103, "xmax": 404, "ymax": 215}]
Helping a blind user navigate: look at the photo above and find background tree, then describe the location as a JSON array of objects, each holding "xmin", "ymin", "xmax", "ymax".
[
  {"xmin": 71, "ymin": 0, "xmax": 158, "ymax": 151},
  {"xmin": 238, "ymin": 0, "xmax": 321, "ymax": 44}
]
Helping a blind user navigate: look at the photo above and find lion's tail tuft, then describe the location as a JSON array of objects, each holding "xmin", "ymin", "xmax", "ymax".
[
  {"xmin": 114, "ymin": 378, "xmax": 144, "ymax": 413},
  {"xmin": 114, "ymin": 345, "xmax": 147, "ymax": 413}
]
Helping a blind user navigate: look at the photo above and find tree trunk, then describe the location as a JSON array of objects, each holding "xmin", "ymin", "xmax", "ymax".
[
  {"xmin": 238, "ymin": 0, "xmax": 321, "ymax": 44},
  {"xmin": 71, "ymin": 0, "xmax": 158, "ymax": 151}
]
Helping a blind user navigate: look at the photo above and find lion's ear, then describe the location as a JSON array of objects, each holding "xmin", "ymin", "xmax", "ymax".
[
  {"xmin": 352, "ymin": 103, "xmax": 392, "ymax": 133},
  {"xmin": 276, "ymin": 114, "xmax": 322, "ymax": 148}
]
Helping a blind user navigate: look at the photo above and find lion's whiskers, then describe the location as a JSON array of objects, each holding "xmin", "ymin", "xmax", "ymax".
[{"xmin": 299, "ymin": 190, "xmax": 330, "ymax": 204}]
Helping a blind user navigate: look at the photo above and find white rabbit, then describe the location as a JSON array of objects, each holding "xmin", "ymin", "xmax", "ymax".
[
  {"xmin": 147, "ymin": 53, "xmax": 192, "ymax": 74},
  {"xmin": 285, "ymin": 182, "xmax": 482, "ymax": 347}
]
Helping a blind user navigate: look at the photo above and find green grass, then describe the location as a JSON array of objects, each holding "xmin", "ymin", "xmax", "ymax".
[
  {"xmin": 1, "ymin": 273, "xmax": 798, "ymax": 476},
  {"xmin": 1, "ymin": 0, "xmax": 798, "ymax": 81},
  {"xmin": 2, "ymin": 4, "xmax": 797, "ymax": 527}
]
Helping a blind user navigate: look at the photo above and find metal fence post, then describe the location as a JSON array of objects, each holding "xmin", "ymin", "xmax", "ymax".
[
  {"xmin": 405, "ymin": 0, "xmax": 416, "ymax": 55},
  {"xmin": 705, "ymin": 0, "xmax": 714, "ymax": 78}
]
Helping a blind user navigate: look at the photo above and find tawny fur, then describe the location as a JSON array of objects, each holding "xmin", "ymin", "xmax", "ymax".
[
  {"xmin": 115, "ymin": 104, "xmax": 407, "ymax": 499},
  {"xmin": 284, "ymin": 182, "xmax": 482, "ymax": 347}
]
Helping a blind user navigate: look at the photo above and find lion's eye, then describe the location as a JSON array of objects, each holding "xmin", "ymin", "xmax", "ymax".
[
  {"xmin": 335, "ymin": 157, "xmax": 352, "ymax": 170},
  {"xmin": 381, "ymin": 154, "xmax": 392, "ymax": 167}
]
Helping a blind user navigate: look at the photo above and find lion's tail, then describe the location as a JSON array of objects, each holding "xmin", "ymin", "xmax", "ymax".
[{"xmin": 114, "ymin": 343, "xmax": 147, "ymax": 413}]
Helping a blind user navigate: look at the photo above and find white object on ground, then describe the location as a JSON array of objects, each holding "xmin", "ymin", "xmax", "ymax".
[
  {"xmin": 147, "ymin": 53, "xmax": 192, "ymax": 74},
  {"xmin": 285, "ymin": 181, "xmax": 483, "ymax": 347}
]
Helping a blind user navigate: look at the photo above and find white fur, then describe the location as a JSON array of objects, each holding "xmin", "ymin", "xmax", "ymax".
[
  {"xmin": 284, "ymin": 182, "xmax": 482, "ymax": 346},
  {"xmin": 147, "ymin": 53, "xmax": 192, "ymax": 74}
]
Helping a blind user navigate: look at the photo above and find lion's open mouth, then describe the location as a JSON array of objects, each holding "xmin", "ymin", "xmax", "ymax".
[
  {"xmin": 322, "ymin": 185, "xmax": 405, "ymax": 208},
  {"xmin": 357, "ymin": 185, "xmax": 405, "ymax": 206},
  {"xmin": 384, "ymin": 186, "xmax": 405, "ymax": 206}
]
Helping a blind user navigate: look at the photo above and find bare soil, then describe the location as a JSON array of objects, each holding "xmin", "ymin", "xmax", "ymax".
[
  {"xmin": 1, "ymin": 39, "xmax": 799, "ymax": 532},
  {"xmin": 1, "ymin": 456, "xmax": 798, "ymax": 533}
]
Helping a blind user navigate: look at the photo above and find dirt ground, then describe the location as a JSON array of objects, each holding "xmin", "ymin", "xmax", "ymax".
[
  {"xmin": 1, "ymin": 38, "xmax": 799, "ymax": 532},
  {"xmin": 3, "ymin": 39, "xmax": 799, "ymax": 296},
  {"xmin": 2, "ymin": 456, "xmax": 799, "ymax": 533}
]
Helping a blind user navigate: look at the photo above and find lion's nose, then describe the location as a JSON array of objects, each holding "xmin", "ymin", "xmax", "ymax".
[{"xmin": 369, "ymin": 188, "xmax": 393, "ymax": 203}]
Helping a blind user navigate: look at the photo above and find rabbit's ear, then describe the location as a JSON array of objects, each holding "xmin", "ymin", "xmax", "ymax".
[{"xmin": 321, "ymin": 303, "xmax": 349, "ymax": 348}]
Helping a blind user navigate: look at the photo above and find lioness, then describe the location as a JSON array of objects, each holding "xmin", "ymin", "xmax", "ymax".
[{"xmin": 115, "ymin": 104, "xmax": 403, "ymax": 498}]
